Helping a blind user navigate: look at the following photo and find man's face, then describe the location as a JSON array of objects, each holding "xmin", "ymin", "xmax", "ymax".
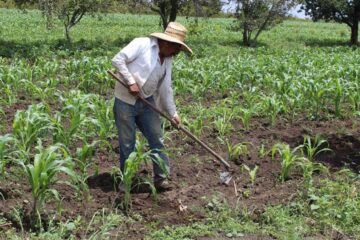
[{"xmin": 160, "ymin": 41, "xmax": 182, "ymax": 57}]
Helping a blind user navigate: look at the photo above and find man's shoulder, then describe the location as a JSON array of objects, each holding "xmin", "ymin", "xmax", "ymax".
[{"xmin": 131, "ymin": 37, "xmax": 155, "ymax": 47}]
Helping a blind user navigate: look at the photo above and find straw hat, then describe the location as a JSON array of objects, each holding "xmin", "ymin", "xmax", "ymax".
[{"xmin": 150, "ymin": 22, "xmax": 193, "ymax": 54}]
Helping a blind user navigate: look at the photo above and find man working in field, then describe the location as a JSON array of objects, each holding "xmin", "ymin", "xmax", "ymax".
[{"xmin": 112, "ymin": 22, "xmax": 192, "ymax": 190}]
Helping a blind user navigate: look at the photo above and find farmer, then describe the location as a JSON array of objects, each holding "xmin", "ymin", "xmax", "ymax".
[{"xmin": 112, "ymin": 22, "xmax": 192, "ymax": 190}]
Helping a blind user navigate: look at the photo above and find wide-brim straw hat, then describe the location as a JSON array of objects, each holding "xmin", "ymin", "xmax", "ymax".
[{"xmin": 150, "ymin": 22, "xmax": 193, "ymax": 54}]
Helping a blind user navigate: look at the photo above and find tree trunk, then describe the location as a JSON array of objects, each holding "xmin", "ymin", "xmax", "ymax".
[
  {"xmin": 43, "ymin": 0, "xmax": 54, "ymax": 30},
  {"xmin": 65, "ymin": 25, "xmax": 71, "ymax": 43},
  {"xmin": 350, "ymin": 21, "xmax": 359, "ymax": 45},
  {"xmin": 243, "ymin": 28, "xmax": 250, "ymax": 46},
  {"xmin": 169, "ymin": 0, "xmax": 178, "ymax": 23},
  {"xmin": 159, "ymin": 2, "xmax": 168, "ymax": 30}
]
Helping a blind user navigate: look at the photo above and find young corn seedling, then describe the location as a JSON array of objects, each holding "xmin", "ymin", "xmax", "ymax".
[
  {"xmin": 182, "ymin": 116, "xmax": 204, "ymax": 137},
  {"xmin": 52, "ymin": 95, "xmax": 94, "ymax": 146},
  {"xmin": 2, "ymin": 84, "xmax": 17, "ymax": 105},
  {"xmin": 74, "ymin": 140, "xmax": 99, "ymax": 203},
  {"xmin": 0, "ymin": 134, "xmax": 14, "ymax": 179},
  {"xmin": 307, "ymin": 81, "xmax": 326, "ymax": 119},
  {"xmin": 0, "ymin": 108, "xmax": 4, "ymax": 132},
  {"xmin": 262, "ymin": 95, "xmax": 283, "ymax": 127},
  {"xmin": 242, "ymin": 164, "xmax": 259, "ymax": 185},
  {"xmin": 122, "ymin": 152, "xmax": 147, "ymax": 210},
  {"xmin": 300, "ymin": 135, "xmax": 331, "ymax": 162},
  {"xmin": 297, "ymin": 157, "xmax": 329, "ymax": 183},
  {"xmin": 226, "ymin": 140, "xmax": 251, "ymax": 163},
  {"xmin": 111, "ymin": 167, "xmax": 123, "ymax": 192},
  {"xmin": 20, "ymin": 79, "xmax": 54, "ymax": 102},
  {"xmin": 271, "ymin": 143, "xmax": 302, "ymax": 182},
  {"xmin": 333, "ymin": 78, "xmax": 344, "ymax": 117},
  {"xmin": 91, "ymin": 98, "xmax": 116, "ymax": 147},
  {"xmin": 51, "ymin": 112, "xmax": 83, "ymax": 147},
  {"xmin": 349, "ymin": 84, "xmax": 360, "ymax": 113},
  {"xmin": 17, "ymin": 141, "xmax": 77, "ymax": 229},
  {"xmin": 212, "ymin": 113, "xmax": 233, "ymax": 137},
  {"xmin": 238, "ymin": 108, "xmax": 254, "ymax": 131},
  {"xmin": 258, "ymin": 144, "xmax": 269, "ymax": 158},
  {"xmin": 13, "ymin": 104, "xmax": 52, "ymax": 161}
]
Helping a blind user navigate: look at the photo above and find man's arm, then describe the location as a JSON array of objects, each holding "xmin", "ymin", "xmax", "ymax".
[{"xmin": 112, "ymin": 38, "xmax": 143, "ymax": 86}]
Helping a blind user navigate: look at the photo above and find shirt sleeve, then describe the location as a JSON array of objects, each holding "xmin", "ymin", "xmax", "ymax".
[{"xmin": 112, "ymin": 38, "xmax": 144, "ymax": 85}]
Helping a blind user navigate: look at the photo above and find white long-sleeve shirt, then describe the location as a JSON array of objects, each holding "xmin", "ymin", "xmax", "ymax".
[{"xmin": 112, "ymin": 37, "xmax": 177, "ymax": 117}]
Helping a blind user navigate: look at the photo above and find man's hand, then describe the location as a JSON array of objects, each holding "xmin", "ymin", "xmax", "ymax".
[
  {"xmin": 171, "ymin": 114, "xmax": 181, "ymax": 128},
  {"xmin": 128, "ymin": 83, "xmax": 140, "ymax": 96}
]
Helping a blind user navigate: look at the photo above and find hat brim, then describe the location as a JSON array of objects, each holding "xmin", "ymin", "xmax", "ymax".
[{"xmin": 150, "ymin": 32, "xmax": 193, "ymax": 54}]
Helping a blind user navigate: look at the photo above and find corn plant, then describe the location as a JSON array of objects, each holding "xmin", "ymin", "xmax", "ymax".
[
  {"xmin": 51, "ymin": 111, "xmax": 85, "ymax": 147},
  {"xmin": 242, "ymin": 164, "xmax": 259, "ymax": 185},
  {"xmin": 300, "ymin": 135, "xmax": 331, "ymax": 162},
  {"xmin": 111, "ymin": 167, "xmax": 123, "ymax": 191},
  {"xmin": 297, "ymin": 157, "xmax": 329, "ymax": 182},
  {"xmin": 271, "ymin": 143, "xmax": 302, "ymax": 182},
  {"xmin": 73, "ymin": 140, "xmax": 99, "ymax": 207},
  {"xmin": 258, "ymin": 144, "xmax": 269, "ymax": 158},
  {"xmin": 333, "ymin": 78, "xmax": 344, "ymax": 117},
  {"xmin": 121, "ymin": 152, "xmax": 146, "ymax": 210},
  {"xmin": 212, "ymin": 113, "xmax": 233, "ymax": 137},
  {"xmin": 226, "ymin": 140, "xmax": 250, "ymax": 162},
  {"xmin": 0, "ymin": 108, "xmax": 5, "ymax": 132},
  {"xmin": 1, "ymin": 84, "xmax": 17, "ymax": 105},
  {"xmin": 75, "ymin": 141, "xmax": 98, "ymax": 181},
  {"xmin": 182, "ymin": 116, "xmax": 204, "ymax": 137},
  {"xmin": 307, "ymin": 80, "xmax": 326, "ymax": 119},
  {"xmin": 17, "ymin": 141, "xmax": 77, "ymax": 228},
  {"xmin": 238, "ymin": 107, "xmax": 256, "ymax": 131},
  {"xmin": 52, "ymin": 93, "xmax": 94, "ymax": 146},
  {"xmin": 12, "ymin": 104, "xmax": 51, "ymax": 160},
  {"xmin": 20, "ymin": 79, "xmax": 55, "ymax": 102},
  {"xmin": 0, "ymin": 134, "xmax": 14, "ymax": 179},
  {"xmin": 121, "ymin": 144, "xmax": 166, "ymax": 210},
  {"xmin": 262, "ymin": 95, "xmax": 284, "ymax": 127},
  {"xmin": 349, "ymin": 83, "xmax": 360, "ymax": 113},
  {"xmin": 90, "ymin": 98, "xmax": 116, "ymax": 146}
]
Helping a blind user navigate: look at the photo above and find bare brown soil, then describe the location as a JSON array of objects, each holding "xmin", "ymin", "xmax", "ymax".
[{"xmin": 1, "ymin": 97, "xmax": 359, "ymax": 239}]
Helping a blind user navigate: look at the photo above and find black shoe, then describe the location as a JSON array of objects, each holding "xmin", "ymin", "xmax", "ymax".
[{"xmin": 154, "ymin": 179, "xmax": 171, "ymax": 191}]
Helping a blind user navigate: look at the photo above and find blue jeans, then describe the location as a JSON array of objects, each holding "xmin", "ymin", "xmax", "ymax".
[{"xmin": 113, "ymin": 97, "xmax": 169, "ymax": 181}]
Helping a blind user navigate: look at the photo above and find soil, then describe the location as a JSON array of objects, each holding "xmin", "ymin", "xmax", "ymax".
[{"xmin": 1, "ymin": 96, "xmax": 359, "ymax": 239}]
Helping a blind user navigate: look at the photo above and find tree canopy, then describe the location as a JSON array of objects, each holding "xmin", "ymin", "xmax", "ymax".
[
  {"xmin": 127, "ymin": 0, "xmax": 223, "ymax": 29},
  {"xmin": 12, "ymin": 0, "xmax": 112, "ymax": 42},
  {"xmin": 301, "ymin": 0, "xmax": 360, "ymax": 45},
  {"xmin": 233, "ymin": 0, "xmax": 296, "ymax": 46}
]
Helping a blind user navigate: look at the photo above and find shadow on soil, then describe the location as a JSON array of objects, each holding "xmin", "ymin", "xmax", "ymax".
[
  {"xmin": 86, "ymin": 171, "xmax": 154, "ymax": 194},
  {"xmin": 0, "ymin": 189, "xmax": 8, "ymax": 200},
  {"xmin": 87, "ymin": 172, "xmax": 116, "ymax": 193},
  {"xmin": 318, "ymin": 134, "xmax": 360, "ymax": 172}
]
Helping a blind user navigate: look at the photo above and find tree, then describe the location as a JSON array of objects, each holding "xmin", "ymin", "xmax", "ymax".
[
  {"xmin": 233, "ymin": 0, "xmax": 296, "ymax": 46},
  {"xmin": 129, "ymin": 0, "xmax": 223, "ymax": 29},
  {"xmin": 57, "ymin": 0, "xmax": 112, "ymax": 42},
  {"xmin": 301, "ymin": 0, "xmax": 360, "ymax": 45},
  {"xmin": 14, "ymin": 0, "xmax": 112, "ymax": 42}
]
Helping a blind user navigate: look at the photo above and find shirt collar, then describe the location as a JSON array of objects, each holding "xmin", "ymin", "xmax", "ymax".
[
  {"xmin": 150, "ymin": 37, "xmax": 171, "ymax": 64},
  {"xmin": 150, "ymin": 37, "xmax": 159, "ymax": 48}
]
